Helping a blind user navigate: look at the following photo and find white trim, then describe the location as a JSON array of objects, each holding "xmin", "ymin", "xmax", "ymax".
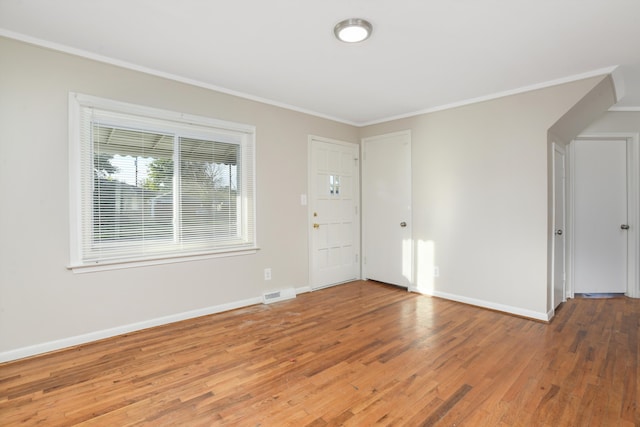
[
  {"xmin": 551, "ymin": 143, "xmax": 567, "ymax": 310},
  {"xmin": 0, "ymin": 296, "xmax": 262, "ymax": 363},
  {"xmin": 0, "ymin": 283, "xmax": 316, "ymax": 363},
  {"xmin": 71, "ymin": 92, "xmax": 256, "ymax": 135},
  {"xmin": 295, "ymin": 285, "xmax": 312, "ymax": 294},
  {"xmin": 68, "ymin": 92, "xmax": 257, "ymax": 269},
  {"xmin": 1, "ymin": 30, "xmax": 625, "ymax": 127},
  {"xmin": 609, "ymin": 66, "xmax": 626, "ymax": 103},
  {"xmin": 1, "ymin": 29, "xmax": 356, "ymax": 126},
  {"xmin": 609, "ymin": 106, "xmax": 640, "ymax": 112},
  {"xmin": 68, "ymin": 248, "xmax": 259, "ymax": 273},
  {"xmin": 411, "ymin": 288, "xmax": 551, "ymax": 322},
  {"xmin": 567, "ymin": 142, "xmax": 576, "ymax": 299},
  {"xmin": 68, "ymin": 93, "xmax": 83, "ymax": 264},
  {"xmin": 360, "ymin": 67, "xmax": 620, "ymax": 126},
  {"xmin": 569, "ymin": 133, "xmax": 640, "ymax": 298},
  {"xmin": 632, "ymin": 136, "xmax": 640, "ymax": 298}
]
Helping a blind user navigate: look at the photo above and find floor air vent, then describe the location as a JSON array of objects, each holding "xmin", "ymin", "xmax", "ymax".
[{"xmin": 263, "ymin": 288, "xmax": 296, "ymax": 304}]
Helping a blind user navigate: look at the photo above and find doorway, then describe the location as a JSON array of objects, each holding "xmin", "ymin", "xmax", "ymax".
[
  {"xmin": 361, "ymin": 131, "xmax": 412, "ymax": 288},
  {"xmin": 569, "ymin": 134, "xmax": 639, "ymax": 297}
]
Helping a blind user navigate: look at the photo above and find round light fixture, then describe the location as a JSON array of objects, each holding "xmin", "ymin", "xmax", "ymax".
[{"xmin": 334, "ymin": 18, "xmax": 372, "ymax": 43}]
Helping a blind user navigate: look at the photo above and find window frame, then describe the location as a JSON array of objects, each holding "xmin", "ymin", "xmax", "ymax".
[{"xmin": 68, "ymin": 93, "xmax": 257, "ymax": 273}]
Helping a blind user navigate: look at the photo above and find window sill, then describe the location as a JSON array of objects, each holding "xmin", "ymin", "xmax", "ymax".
[{"xmin": 68, "ymin": 247, "xmax": 259, "ymax": 274}]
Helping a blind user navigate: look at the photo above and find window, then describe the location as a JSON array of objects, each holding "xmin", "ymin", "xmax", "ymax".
[{"xmin": 69, "ymin": 93, "xmax": 256, "ymax": 270}]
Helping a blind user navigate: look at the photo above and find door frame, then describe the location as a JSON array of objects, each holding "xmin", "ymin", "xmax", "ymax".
[
  {"xmin": 307, "ymin": 135, "xmax": 361, "ymax": 290},
  {"xmin": 551, "ymin": 143, "xmax": 566, "ymax": 308},
  {"xmin": 568, "ymin": 132, "xmax": 640, "ymax": 298}
]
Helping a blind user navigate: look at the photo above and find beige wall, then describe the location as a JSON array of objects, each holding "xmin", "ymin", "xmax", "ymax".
[
  {"xmin": 582, "ymin": 111, "xmax": 640, "ymax": 134},
  {"xmin": 360, "ymin": 76, "xmax": 605, "ymax": 319},
  {"xmin": 0, "ymin": 37, "xmax": 357, "ymax": 359},
  {"xmin": 0, "ymin": 35, "xmax": 611, "ymax": 361}
]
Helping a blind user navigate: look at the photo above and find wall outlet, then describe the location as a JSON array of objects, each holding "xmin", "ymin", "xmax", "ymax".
[
  {"xmin": 264, "ymin": 268, "xmax": 272, "ymax": 281},
  {"xmin": 433, "ymin": 266, "xmax": 440, "ymax": 277}
]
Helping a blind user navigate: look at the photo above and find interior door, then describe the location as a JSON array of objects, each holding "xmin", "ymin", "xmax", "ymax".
[
  {"xmin": 552, "ymin": 143, "xmax": 566, "ymax": 308},
  {"xmin": 362, "ymin": 131, "xmax": 412, "ymax": 288},
  {"xmin": 573, "ymin": 139, "xmax": 628, "ymax": 294},
  {"xmin": 308, "ymin": 137, "xmax": 360, "ymax": 289}
]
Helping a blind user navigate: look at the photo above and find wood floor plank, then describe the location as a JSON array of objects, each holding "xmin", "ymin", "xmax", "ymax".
[{"xmin": 1, "ymin": 280, "xmax": 639, "ymax": 425}]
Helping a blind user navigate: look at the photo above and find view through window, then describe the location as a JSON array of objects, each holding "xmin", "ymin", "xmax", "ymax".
[{"xmin": 69, "ymin": 94, "xmax": 256, "ymax": 268}]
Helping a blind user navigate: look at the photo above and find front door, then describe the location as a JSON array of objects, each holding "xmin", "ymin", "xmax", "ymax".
[
  {"xmin": 362, "ymin": 131, "xmax": 412, "ymax": 288},
  {"xmin": 573, "ymin": 138, "xmax": 628, "ymax": 294},
  {"xmin": 308, "ymin": 136, "xmax": 360, "ymax": 289}
]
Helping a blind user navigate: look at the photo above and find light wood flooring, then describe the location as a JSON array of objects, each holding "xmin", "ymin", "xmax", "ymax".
[{"xmin": 1, "ymin": 280, "xmax": 639, "ymax": 426}]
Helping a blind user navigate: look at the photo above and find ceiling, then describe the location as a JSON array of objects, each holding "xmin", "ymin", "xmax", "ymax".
[{"xmin": 1, "ymin": 0, "xmax": 639, "ymax": 126}]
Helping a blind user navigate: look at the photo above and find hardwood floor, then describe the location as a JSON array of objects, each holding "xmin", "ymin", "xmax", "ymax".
[{"xmin": 1, "ymin": 280, "xmax": 638, "ymax": 426}]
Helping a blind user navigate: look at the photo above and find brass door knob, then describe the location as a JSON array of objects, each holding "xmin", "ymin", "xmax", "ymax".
[{"xmin": 313, "ymin": 223, "xmax": 320, "ymax": 229}]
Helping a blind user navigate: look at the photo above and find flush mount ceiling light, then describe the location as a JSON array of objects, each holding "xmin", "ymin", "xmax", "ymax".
[{"xmin": 334, "ymin": 18, "xmax": 373, "ymax": 43}]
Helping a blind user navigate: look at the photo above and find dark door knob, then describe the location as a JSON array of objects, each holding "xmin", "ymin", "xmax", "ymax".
[{"xmin": 621, "ymin": 224, "xmax": 630, "ymax": 230}]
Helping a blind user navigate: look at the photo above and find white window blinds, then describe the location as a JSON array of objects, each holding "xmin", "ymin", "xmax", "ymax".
[{"xmin": 69, "ymin": 93, "xmax": 256, "ymax": 268}]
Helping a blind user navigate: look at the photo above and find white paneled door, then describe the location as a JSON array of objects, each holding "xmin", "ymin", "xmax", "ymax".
[
  {"xmin": 362, "ymin": 131, "xmax": 412, "ymax": 288},
  {"xmin": 573, "ymin": 139, "xmax": 628, "ymax": 294},
  {"xmin": 308, "ymin": 137, "xmax": 360, "ymax": 290}
]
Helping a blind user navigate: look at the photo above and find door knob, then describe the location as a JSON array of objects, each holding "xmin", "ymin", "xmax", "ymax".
[
  {"xmin": 621, "ymin": 224, "xmax": 630, "ymax": 230},
  {"xmin": 555, "ymin": 229, "xmax": 563, "ymax": 236},
  {"xmin": 400, "ymin": 222, "xmax": 407, "ymax": 228},
  {"xmin": 313, "ymin": 223, "xmax": 320, "ymax": 229}
]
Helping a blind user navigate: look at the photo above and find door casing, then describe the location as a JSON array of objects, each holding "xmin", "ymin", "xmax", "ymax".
[
  {"xmin": 551, "ymin": 143, "xmax": 566, "ymax": 308},
  {"xmin": 567, "ymin": 133, "xmax": 640, "ymax": 298}
]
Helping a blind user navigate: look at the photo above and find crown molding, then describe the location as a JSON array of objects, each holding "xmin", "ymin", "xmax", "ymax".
[{"xmin": 1, "ymin": 29, "xmax": 626, "ymax": 127}]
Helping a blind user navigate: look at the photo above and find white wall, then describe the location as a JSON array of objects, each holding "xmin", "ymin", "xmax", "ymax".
[
  {"xmin": 0, "ymin": 37, "xmax": 358, "ymax": 360},
  {"xmin": 360, "ymin": 76, "xmax": 606, "ymax": 319}
]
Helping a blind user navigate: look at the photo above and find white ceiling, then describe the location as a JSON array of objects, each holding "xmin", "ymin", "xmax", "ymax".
[{"xmin": 1, "ymin": 0, "xmax": 639, "ymax": 126}]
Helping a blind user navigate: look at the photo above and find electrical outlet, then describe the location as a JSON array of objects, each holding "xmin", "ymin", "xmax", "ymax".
[
  {"xmin": 264, "ymin": 268, "xmax": 272, "ymax": 280},
  {"xmin": 434, "ymin": 266, "xmax": 439, "ymax": 277}
]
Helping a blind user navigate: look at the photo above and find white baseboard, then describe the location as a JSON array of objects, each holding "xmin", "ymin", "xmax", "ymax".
[
  {"xmin": 410, "ymin": 287, "xmax": 550, "ymax": 322},
  {"xmin": 546, "ymin": 309, "xmax": 555, "ymax": 321},
  {"xmin": 295, "ymin": 286, "xmax": 312, "ymax": 294},
  {"xmin": 0, "ymin": 296, "xmax": 262, "ymax": 363},
  {"xmin": 1, "ymin": 284, "xmax": 550, "ymax": 364}
]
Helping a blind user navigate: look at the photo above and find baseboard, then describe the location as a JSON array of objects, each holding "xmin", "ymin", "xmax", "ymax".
[
  {"xmin": 410, "ymin": 288, "xmax": 550, "ymax": 322},
  {"xmin": 546, "ymin": 309, "xmax": 555, "ymax": 321},
  {"xmin": 0, "ymin": 296, "xmax": 262, "ymax": 363},
  {"xmin": 1, "ymin": 285, "xmax": 550, "ymax": 363},
  {"xmin": 295, "ymin": 286, "xmax": 312, "ymax": 294}
]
